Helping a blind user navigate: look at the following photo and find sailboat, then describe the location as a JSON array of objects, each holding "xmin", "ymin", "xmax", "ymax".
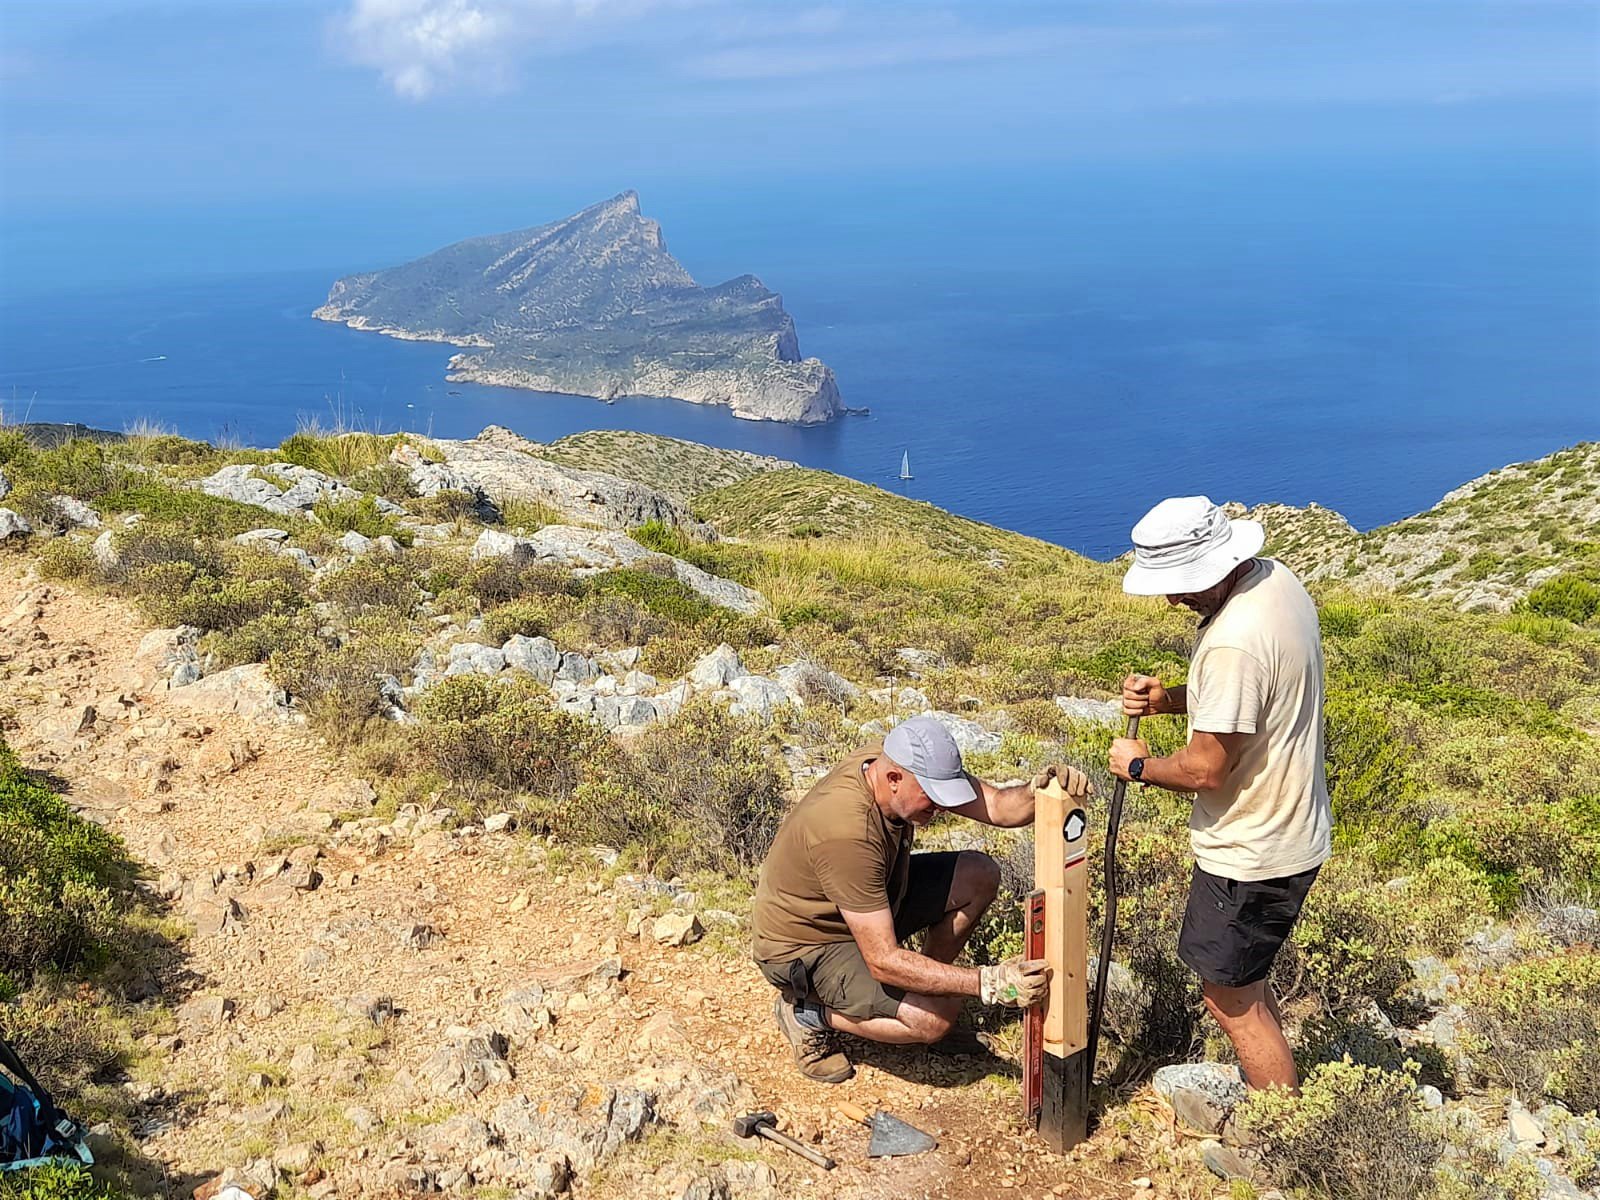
[{"xmin": 899, "ymin": 451, "xmax": 914, "ymax": 481}]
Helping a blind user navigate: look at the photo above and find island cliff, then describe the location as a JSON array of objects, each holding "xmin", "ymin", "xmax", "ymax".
[{"xmin": 313, "ymin": 192, "xmax": 844, "ymax": 424}]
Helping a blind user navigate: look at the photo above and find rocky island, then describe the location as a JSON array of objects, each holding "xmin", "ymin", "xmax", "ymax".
[{"xmin": 313, "ymin": 192, "xmax": 844, "ymax": 424}]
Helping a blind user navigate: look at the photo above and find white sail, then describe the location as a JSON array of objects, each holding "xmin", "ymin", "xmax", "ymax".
[{"xmin": 900, "ymin": 451, "xmax": 913, "ymax": 480}]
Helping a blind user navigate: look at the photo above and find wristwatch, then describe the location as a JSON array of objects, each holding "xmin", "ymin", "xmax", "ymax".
[{"xmin": 1128, "ymin": 757, "xmax": 1145, "ymax": 782}]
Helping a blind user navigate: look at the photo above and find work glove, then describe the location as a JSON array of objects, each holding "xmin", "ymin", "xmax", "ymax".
[
  {"xmin": 1031, "ymin": 763, "xmax": 1093, "ymax": 799},
  {"xmin": 980, "ymin": 956, "xmax": 1051, "ymax": 1007}
]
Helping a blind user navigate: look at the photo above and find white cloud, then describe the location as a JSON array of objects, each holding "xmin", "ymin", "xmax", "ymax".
[{"xmin": 336, "ymin": 0, "xmax": 664, "ymax": 99}]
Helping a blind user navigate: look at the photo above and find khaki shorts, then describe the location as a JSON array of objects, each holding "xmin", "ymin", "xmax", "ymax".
[{"xmin": 755, "ymin": 851, "xmax": 961, "ymax": 1021}]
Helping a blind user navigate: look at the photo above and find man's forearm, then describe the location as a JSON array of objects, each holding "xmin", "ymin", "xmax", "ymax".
[
  {"xmin": 872, "ymin": 948, "xmax": 981, "ymax": 997},
  {"xmin": 1137, "ymin": 743, "xmax": 1212, "ymax": 792},
  {"xmin": 1163, "ymin": 685, "xmax": 1189, "ymax": 715},
  {"xmin": 988, "ymin": 781, "xmax": 1036, "ymax": 828}
]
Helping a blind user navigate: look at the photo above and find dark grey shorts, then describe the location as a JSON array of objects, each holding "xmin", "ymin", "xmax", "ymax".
[
  {"xmin": 755, "ymin": 851, "xmax": 962, "ymax": 1020},
  {"xmin": 1178, "ymin": 863, "xmax": 1319, "ymax": 988}
]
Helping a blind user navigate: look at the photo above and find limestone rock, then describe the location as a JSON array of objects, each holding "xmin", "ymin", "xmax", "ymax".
[
  {"xmin": 177, "ymin": 995, "xmax": 234, "ymax": 1031},
  {"xmin": 0, "ymin": 466, "xmax": 7, "ymax": 500},
  {"xmin": 1152, "ymin": 1062, "xmax": 1247, "ymax": 1135},
  {"xmin": 502, "ymin": 634, "xmax": 561, "ymax": 683},
  {"xmin": 197, "ymin": 462, "xmax": 405, "ymax": 519},
  {"xmin": 90, "ymin": 529, "xmax": 118, "ymax": 571},
  {"xmin": 446, "ymin": 642, "xmax": 507, "ymax": 677},
  {"xmin": 653, "ymin": 910, "xmax": 704, "ymax": 947},
  {"xmin": 0, "ymin": 508, "xmax": 33, "ymax": 541},
  {"xmin": 774, "ymin": 659, "xmax": 859, "ymax": 706},
  {"xmin": 338, "ymin": 530, "xmax": 372, "ymax": 555},
  {"xmin": 596, "ymin": 694, "xmax": 658, "ymax": 731},
  {"xmin": 688, "ymin": 644, "xmax": 747, "ymax": 690},
  {"xmin": 894, "ymin": 646, "xmax": 947, "ymax": 675},
  {"xmin": 414, "ymin": 1030, "xmax": 512, "ymax": 1098},
  {"xmin": 491, "ymin": 1083, "xmax": 656, "ymax": 1173},
  {"xmin": 727, "ymin": 675, "xmax": 796, "ymax": 723},
  {"xmin": 165, "ymin": 664, "xmax": 297, "ymax": 723},
  {"xmin": 49, "ymin": 494, "xmax": 101, "ymax": 528},
  {"xmin": 471, "ymin": 527, "xmax": 536, "ymax": 565},
  {"xmin": 1054, "ymin": 695, "xmax": 1122, "ymax": 726},
  {"xmin": 924, "ymin": 710, "xmax": 1003, "ymax": 755}
]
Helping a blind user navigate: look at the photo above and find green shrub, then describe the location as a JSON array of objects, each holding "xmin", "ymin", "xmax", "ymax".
[
  {"xmin": 1323, "ymin": 694, "xmax": 1421, "ymax": 837},
  {"xmin": 0, "ymin": 740, "xmax": 134, "ymax": 982},
  {"xmin": 129, "ymin": 557, "xmax": 303, "ymax": 632},
  {"xmin": 96, "ymin": 482, "xmax": 272, "ymax": 539},
  {"xmin": 268, "ymin": 618, "xmax": 416, "ymax": 743},
  {"xmin": 497, "ymin": 496, "xmax": 565, "ymax": 531},
  {"xmin": 1519, "ymin": 573, "xmax": 1600, "ymax": 624},
  {"xmin": 1396, "ymin": 859, "xmax": 1496, "ymax": 954},
  {"xmin": 316, "ymin": 556, "xmax": 421, "ymax": 617},
  {"xmin": 2, "ymin": 439, "xmax": 132, "ymax": 501},
  {"xmin": 347, "ymin": 462, "xmax": 417, "ymax": 502},
  {"xmin": 412, "ymin": 674, "xmax": 609, "ymax": 805},
  {"xmin": 408, "ymin": 489, "xmax": 480, "ymax": 523},
  {"xmin": 559, "ymin": 702, "xmax": 787, "ymax": 876},
  {"xmin": 202, "ymin": 610, "xmax": 316, "ymax": 668},
  {"xmin": 1462, "ymin": 950, "xmax": 1600, "ymax": 1113},
  {"xmin": 481, "ymin": 600, "xmax": 553, "ymax": 645},
  {"xmin": 1236, "ymin": 1060, "xmax": 1442, "ymax": 1200},
  {"xmin": 582, "ymin": 568, "xmax": 719, "ymax": 626},
  {"xmin": 36, "ymin": 538, "xmax": 95, "ymax": 582},
  {"xmin": 0, "ymin": 1162, "xmax": 126, "ymax": 1200},
  {"xmin": 311, "ymin": 493, "xmax": 411, "ymax": 544},
  {"xmin": 276, "ymin": 430, "xmax": 409, "ymax": 477},
  {"xmin": 1277, "ymin": 869, "xmax": 1409, "ymax": 1014}
]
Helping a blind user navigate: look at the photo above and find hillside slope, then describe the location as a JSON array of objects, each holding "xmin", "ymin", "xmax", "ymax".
[
  {"xmin": 540, "ymin": 431, "xmax": 793, "ymax": 505},
  {"xmin": 1240, "ymin": 441, "xmax": 1600, "ymax": 610}
]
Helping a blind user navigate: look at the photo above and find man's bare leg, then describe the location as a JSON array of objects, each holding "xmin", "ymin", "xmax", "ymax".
[
  {"xmin": 922, "ymin": 850, "xmax": 1001, "ymax": 963},
  {"xmin": 826, "ymin": 852, "xmax": 1001, "ymax": 1046},
  {"xmin": 1202, "ymin": 979, "xmax": 1298, "ymax": 1092}
]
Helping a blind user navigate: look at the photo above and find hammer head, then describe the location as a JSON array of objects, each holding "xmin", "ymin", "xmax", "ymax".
[{"xmin": 731, "ymin": 1111, "xmax": 777, "ymax": 1139}]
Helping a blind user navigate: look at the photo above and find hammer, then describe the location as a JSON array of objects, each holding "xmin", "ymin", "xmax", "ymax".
[{"xmin": 731, "ymin": 1111, "xmax": 836, "ymax": 1171}]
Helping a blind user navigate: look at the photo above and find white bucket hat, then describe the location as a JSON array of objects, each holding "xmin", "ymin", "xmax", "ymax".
[{"xmin": 1122, "ymin": 496, "xmax": 1264, "ymax": 596}]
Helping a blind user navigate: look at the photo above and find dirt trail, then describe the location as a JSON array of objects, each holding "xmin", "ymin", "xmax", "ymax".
[{"xmin": 1, "ymin": 561, "xmax": 1169, "ymax": 1200}]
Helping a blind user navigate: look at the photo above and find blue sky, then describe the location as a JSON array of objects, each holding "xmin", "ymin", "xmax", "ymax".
[{"xmin": 1, "ymin": 2, "xmax": 1596, "ymax": 287}]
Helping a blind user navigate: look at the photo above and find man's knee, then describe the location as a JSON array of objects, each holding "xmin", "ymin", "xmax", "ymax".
[
  {"xmin": 899, "ymin": 997, "xmax": 960, "ymax": 1044},
  {"xmin": 955, "ymin": 851, "xmax": 1001, "ymax": 909},
  {"xmin": 1202, "ymin": 978, "xmax": 1265, "ymax": 1025}
]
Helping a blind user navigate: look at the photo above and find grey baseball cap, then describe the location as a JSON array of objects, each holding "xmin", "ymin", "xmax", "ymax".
[{"xmin": 883, "ymin": 716, "xmax": 977, "ymax": 808}]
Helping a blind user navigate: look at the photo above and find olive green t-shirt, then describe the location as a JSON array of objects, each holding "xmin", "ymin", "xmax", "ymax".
[{"xmin": 750, "ymin": 741, "xmax": 914, "ymax": 963}]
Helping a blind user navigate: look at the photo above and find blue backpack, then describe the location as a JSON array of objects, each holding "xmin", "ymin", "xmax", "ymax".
[{"xmin": 0, "ymin": 1035, "xmax": 92, "ymax": 1171}]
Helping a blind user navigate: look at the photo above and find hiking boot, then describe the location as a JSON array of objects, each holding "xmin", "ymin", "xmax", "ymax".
[{"xmin": 773, "ymin": 994, "xmax": 854, "ymax": 1084}]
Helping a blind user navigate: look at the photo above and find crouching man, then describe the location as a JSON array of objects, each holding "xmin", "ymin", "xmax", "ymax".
[
  {"xmin": 752, "ymin": 715, "xmax": 1090, "ymax": 1083},
  {"xmin": 1110, "ymin": 496, "xmax": 1332, "ymax": 1093}
]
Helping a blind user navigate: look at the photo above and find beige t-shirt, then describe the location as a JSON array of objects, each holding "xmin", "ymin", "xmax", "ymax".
[
  {"xmin": 750, "ymin": 741, "xmax": 915, "ymax": 963},
  {"xmin": 1186, "ymin": 559, "xmax": 1332, "ymax": 882}
]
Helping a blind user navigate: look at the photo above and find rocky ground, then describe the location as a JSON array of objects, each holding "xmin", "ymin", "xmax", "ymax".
[{"xmin": 1, "ymin": 558, "xmax": 1182, "ymax": 1200}]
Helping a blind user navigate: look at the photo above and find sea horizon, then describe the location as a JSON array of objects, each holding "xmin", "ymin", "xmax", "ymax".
[{"xmin": 3, "ymin": 162, "xmax": 1597, "ymax": 559}]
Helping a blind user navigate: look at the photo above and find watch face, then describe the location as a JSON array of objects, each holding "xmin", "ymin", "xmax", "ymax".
[{"xmin": 1129, "ymin": 758, "xmax": 1143, "ymax": 780}]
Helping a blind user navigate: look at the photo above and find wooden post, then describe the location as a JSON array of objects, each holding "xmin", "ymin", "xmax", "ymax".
[{"xmin": 1028, "ymin": 776, "xmax": 1091, "ymax": 1152}]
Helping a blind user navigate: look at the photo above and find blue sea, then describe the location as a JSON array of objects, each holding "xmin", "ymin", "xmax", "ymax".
[{"xmin": 3, "ymin": 161, "xmax": 1596, "ymax": 559}]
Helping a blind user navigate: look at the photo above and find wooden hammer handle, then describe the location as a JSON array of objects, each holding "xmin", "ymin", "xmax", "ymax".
[{"xmin": 758, "ymin": 1124, "xmax": 836, "ymax": 1170}]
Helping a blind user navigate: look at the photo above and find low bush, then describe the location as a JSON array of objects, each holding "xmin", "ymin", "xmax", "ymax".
[
  {"xmin": 0, "ymin": 740, "xmax": 135, "ymax": 982},
  {"xmin": 1276, "ymin": 868, "xmax": 1409, "ymax": 1014},
  {"xmin": 559, "ymin": 702, "xmax": 788, "ymax": 876},
  {"xmin": 1395, "ymin": 858, "xmax": 1496, "ymax": 954},
  {"xmin": 0, "ymin": 1162, "xmax": 127, "ymax": 1200},
  {"xmin": 96, "ymin": 481, "xmax": 268, "ymax": 538},
  {"xmin": 1519, "ymin": 573, "xmax": 1600, "ymax": 624},
  {"xmin": 1236, "ymin": 1060, "xmax": 1443, "ymax": 1200},
  {"xmin": 268, "ymin": 618, "xmax": 416, "ymax": 743},
  {"xmin": 1323, "ymin": 694, "xmax": 1422, "ymax": 837},
  {"xmin": 311, "ymin": 493, "xmax": 411, "ymax": 545},
  {"xmin": 346, "ymin": 462, "xmax": 417, "ymax": 502},
  {"xmin": 202, "ymin": 610, "xmax": 316, "ymax": 668},
  {"xmin": 0, "ymin": 438, "xmax": 133, "ymax": 501},
  {"xmin": 276, "ymin": 430, "xmax": 410, "ymax": 478},
  {"xmin": 481, "ymin": 600, "xmax": 553, "ymax": 645},
  {"xmin": 1462, "ymin": 950, "xmax": 1600, "ymax": 1113},
  {"xmin": 412, "ymin": 674, "xmax": 610, "ymax": 806},
  {"xmin": 316, "ymin": 556, "xmax": 422, "ymax": 617},
  {"xmin": 36, "ymin": 538, "xmax": 95, "ymax": 582}
]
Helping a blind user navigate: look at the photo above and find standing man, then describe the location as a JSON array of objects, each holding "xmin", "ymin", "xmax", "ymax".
[
  {"xmin": 1109, "ymin": 496, "xmax": 1331, "ymax": 1093},
  {"xmin": 752, "ymin": 715, "xmax": 1091, "ymax": 1084}
]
